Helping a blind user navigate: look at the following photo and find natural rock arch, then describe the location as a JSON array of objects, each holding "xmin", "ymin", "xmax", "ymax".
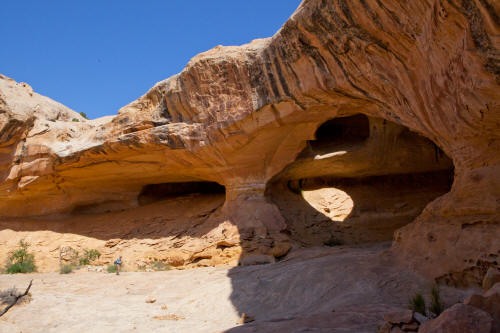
[
  {"xmin": 0, "ymin": 0, "xmax": 498, "ymax": 281},
  {"xmin": 266, "ymin": 114, "xmax": 455, "ymax": 247}
]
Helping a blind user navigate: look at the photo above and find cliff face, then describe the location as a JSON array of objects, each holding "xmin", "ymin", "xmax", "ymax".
[{"xmin": 0, "ymin": 0, "xmax": 499, "ymax": 282}]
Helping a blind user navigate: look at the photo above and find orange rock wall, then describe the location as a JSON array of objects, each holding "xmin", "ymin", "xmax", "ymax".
[{"xmin": 0, "ymin": 0, "xmax": 499, "ymax": 281}]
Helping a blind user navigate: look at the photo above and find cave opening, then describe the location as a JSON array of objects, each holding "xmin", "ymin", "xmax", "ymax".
[
  {"xmin": 310, "ymin": 114, "xmax": 370, "ymax": 150},
  {"xmin": 267, "ymin": 114, "xmax": 455, "ymax": 246},
  {"xmin": 138, "ymin": 181, "xmax": 226, "ymax": 206}
]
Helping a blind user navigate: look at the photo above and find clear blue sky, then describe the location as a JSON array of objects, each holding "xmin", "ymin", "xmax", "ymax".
[{"xmin": 1, "ymin": 1, "xmax": 301, "ymax": 119}]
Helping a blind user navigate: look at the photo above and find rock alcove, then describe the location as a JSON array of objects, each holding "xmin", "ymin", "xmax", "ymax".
[{"xmin": 267, "ymin": 114, "xmax": 454, "ymax": 246}]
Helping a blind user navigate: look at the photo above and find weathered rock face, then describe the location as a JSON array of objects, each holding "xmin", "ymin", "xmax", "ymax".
[
  {"xmin": 0, "ymin": 194, "xmax": 245, "ymax": 272},
  {"xmin": 0, "ymin": 0, "xmax": 499, "ymax": 279},
  {"xmin": 418, "ymin": 303, "xmax": 493, "ymax": 333},
  {"xmin": 464, "ymin": 282, "xmax": 500, "ymax": 332}
]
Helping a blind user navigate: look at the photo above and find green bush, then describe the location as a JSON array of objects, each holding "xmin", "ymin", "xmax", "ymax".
[
  {"xmin": 6, "ymin": 262, "xmax": 36, "ymax": 274},
  {"xmin": 72, "ymin": 118, "xmax": 79, "ymax": 122},
  {"xmin": 5, "ymin": 240, "xmax": 37, "ymax": 274},
  {"xmin": 429, "ymin": 285, "xmax": 444, "ymax": 315},
  {"xmin": 79, "ymin": 249, "xmax": 101, "ymax": 266},
  {"xmin": 60, "ymin": 264, "xmax": 74, "ymax": 274},
  {"xmin": 79, "ymin": 112, "xmax": 88, "ymax": 119},
  {"xmin": 107, "ymin": 264, "xmax": 117, "ymax": 273},
  {"xmin": 409, "ymin": 292, "xmax": 426, "ymax": 315}
]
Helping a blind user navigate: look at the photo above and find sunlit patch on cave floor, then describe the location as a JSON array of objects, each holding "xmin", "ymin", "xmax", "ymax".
[{"xmin": 301, "ymin": 187, "xmax": 353, "ymax": 222}]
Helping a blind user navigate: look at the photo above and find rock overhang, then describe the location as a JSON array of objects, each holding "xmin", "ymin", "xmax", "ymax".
[{"xmin": 0, "ymin": 0, "xmax": 498, "ymax": 282}]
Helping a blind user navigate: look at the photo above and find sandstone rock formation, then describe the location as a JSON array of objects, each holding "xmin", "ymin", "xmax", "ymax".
[
  {"xmin": 418, "ymin": 303, "xmax": 493, "ymax": 333},
  {"xmin": 482, "ymin": 267, "xmax": 500, "ymax": 291},
  {"xmin": 0, "ymin": 244, "xmax": 473, "ymax": 333},
  {"xmin": 378, "ymin": 309, "xmax": 420, "ymax": 333},
  {"xmin": 464, "ymin": 282, "xmax": 500, "ymax": 331},
  {"xmin": 0, "ymin": 0, "xmax": 499, "ymax": 282}
]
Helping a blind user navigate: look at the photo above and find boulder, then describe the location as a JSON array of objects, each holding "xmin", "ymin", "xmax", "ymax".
[
  {"xmin": 390, "ymin": 327, "xmax": 404, "ymax": 333},
  {"xmin": 378, "ymin": 322, "xmax": 392, "ymax": 333},
  {"xmin": 239, "ymin": 254, "xmax": 276, "ymax": 266},
  {"xmin": 267, "ymin": 241, "xmax": 291, "ymax": 258},
  {"xmin": 383, "ymin": 310, "xmax": 414, "ymax": 324},
  {"xmin": 464, "ymin": 282, "xmax": 500, "ymax": 333},
  {"xmin": 482, "ymin": 267, "xmax": 500, "ymax": 291},
  {"xmin": 418, "ymin": 304, "xmax": 492, "ymax": 333},
  {"xmin": 401, "ymin": 323, "xmax": 419, "ymax": 331}
]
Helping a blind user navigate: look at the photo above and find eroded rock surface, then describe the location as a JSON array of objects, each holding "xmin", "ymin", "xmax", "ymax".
[
  {"xmin": 418, "ymin": 303, "xmax": 493, "ymax": 333},
  {"xmin": 0, "ymin": 0, "xmax": 499, "ymax": 280},
  {"xmin": 0, "ymin": 245, "xmax": 472, "ymax": 333},
  {"xmin": 464, "ymin": 282, "xmax": 500, "ymax": 332}
]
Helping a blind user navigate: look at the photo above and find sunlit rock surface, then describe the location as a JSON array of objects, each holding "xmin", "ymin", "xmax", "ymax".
[{"xmin": 0, "ymin": 0, "xmax": 499, "ymax": 282}]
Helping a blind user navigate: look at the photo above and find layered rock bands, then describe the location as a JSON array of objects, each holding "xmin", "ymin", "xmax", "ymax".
[{"xmin": 0, "ymin": 0, "xmax": 498, "ymax": 282}]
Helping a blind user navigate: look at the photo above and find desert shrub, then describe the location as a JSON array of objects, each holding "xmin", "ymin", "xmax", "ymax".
[
  {"xmin": 0, "ymin": 286, "xmax": 31, "ymax": 305},
  {"xmin": 324, "ymin": 237, "xmax": 343, "ymax": 247},
  {"xmin": 107, "ymin": 264, "xmax": 117, "ymax": 273},
  {"xmin": 79, "ymin": 249, "xmax": 101, "ymax": 266},
  {"xmin": 0, "ymin": 287, "xmax": 19, "ymax": 304},
  {"xmin": 72, "ymin": 118, "xmax": 79, "ymax": 122},
  {"xmin": 6, "ymin": 262, "xmax": 36, "ymax": 274},
  {"xmin": 60, "ymin": 264, "xmax": 74, "ymax": 274},
  {"xmin": 409, "ymin": 292, "xmax": 426, "ymax": 315},
  {"xmin": 79, "ymin": 112, "xmax": 88, "ymax": 119},
  {"xmin": 5, "ymin": 240, "xmax": 37, "ymax": 274},
  {"xmin": 429, "ymin": 285, "xmax": 444, "ymax": 315},
  {"xmin": 151, "ymin": 261, "xmax": 171, "ymax": 271}
]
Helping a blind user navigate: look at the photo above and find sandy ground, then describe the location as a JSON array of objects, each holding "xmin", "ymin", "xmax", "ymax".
[{"xmin": 0, "ymin": 244, "xmax": 476, "ymax": 333}]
